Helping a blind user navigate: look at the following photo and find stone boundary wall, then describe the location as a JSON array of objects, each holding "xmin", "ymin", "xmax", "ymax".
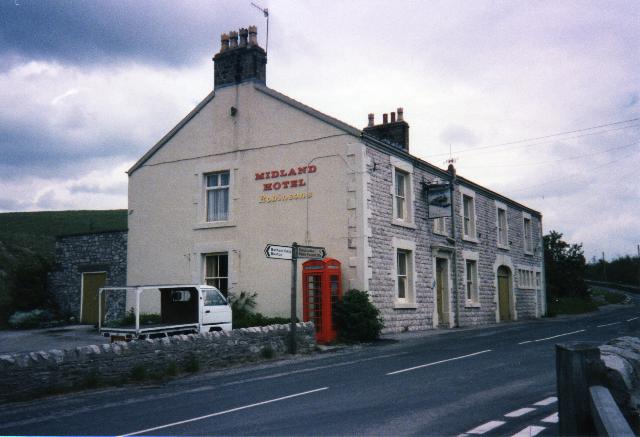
[
  {"xmin": 598, "ymin": 336, "xmax": 640, "ymax": 431},
  {"xmin": 0, "ymin": 322, "xmax": 315, "ymax": 403}
]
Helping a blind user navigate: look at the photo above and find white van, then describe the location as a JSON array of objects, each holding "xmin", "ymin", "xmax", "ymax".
[{"xmin": 99, "ymin": 285, "xmax": 232, "ymax": 340}]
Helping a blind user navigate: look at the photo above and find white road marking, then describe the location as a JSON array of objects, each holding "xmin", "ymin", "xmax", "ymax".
[
  {"xmin": 597, "ymin": 322, "xmax": 621, "ymax": 328},
  {"xmin": 386, "ymin": 350, "xmax": 492, "ymax": 375},
  {"xmin": 511, "ymin": 425, "xmax": 546, "ymax": 437},
  {"xmin": 542, "ymin": 412, "xmax": 558, "ymax": 423},
  {"xmin": 118, "ymin": 387, "xmax": 329, "ymax": 436},
  {"xmin": 534, "ymin": 396, "xmax": 557, "ymax": 406},
  {"xmin": 466, "ymin": 420, "xmax": 506, "ymax": 435},
  {"xmin": 505, "ymin": 407, "xmax": 536, "ymax": 417},
  {"xmin": 627, "ymin": 317, "xmax": 639, "ymax": 322},
  {"xmin": 518, "ymin": 330, "xmax": 585, "ymax": 345}
]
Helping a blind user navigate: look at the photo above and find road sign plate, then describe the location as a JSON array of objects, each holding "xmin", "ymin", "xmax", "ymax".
[
  {"xmin": 296, "ymin": 245, "xmax": 326, "ymax": 259},
  {"xmin": 264, "ymin": 244, "xmax": 293, "ymax": 260}
]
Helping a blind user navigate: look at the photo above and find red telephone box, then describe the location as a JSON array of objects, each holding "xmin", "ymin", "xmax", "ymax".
[{"xmin": 302, "ymin": 258, "xmax": 342, "ymax": 344}]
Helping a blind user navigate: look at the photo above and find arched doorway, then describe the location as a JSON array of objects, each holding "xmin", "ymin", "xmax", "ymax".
[{"xmin": 497, "ymin": 266, "xmax": 512, "ymax": 321}]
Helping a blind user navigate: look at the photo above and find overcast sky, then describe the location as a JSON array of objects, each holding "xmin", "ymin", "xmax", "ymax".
[{"xmin": 1, "ymin": 0, "xmax": 638, "ymax": 260}]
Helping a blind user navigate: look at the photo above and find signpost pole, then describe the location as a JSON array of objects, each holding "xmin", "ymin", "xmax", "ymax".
[{"xmin": 289, "ymin": 242, "xmax": 298, "ymax": 354}]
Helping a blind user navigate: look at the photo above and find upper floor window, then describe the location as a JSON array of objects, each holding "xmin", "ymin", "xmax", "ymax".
[
  {"xmin": 462, "ymin": 194, "xmax": 476, "ymax": 240},
  {"xmin": 523, "ymin": 214, "xmax": 533, "ymax": 254},
  {"xmin": 497, "ymin": 207, "xmax": 508, "ymax": 248},
  {"xmin": 394, "ymin": 169, "xmax": 408, "ymax": 221},
  {"xmin": 206, "ymin": 171, "xmax": 229, "ymax": 222}
]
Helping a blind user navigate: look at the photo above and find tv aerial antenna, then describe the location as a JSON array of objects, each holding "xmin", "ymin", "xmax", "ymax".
[
  {"xmin": 251, "ymin": 2, "xmax": 269, "ymax": 53},
  {"xmin": 444, "ymin": 144, "xmax": 458, "ymax": 168}
]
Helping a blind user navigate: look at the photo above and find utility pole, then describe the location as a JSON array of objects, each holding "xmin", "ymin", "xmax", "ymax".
[
  {"xmin": 289, "ymin": 242, "xmax": 298, "ymax": 354},
  {"xmin": 637, "ymin": 244, "xmax": 639, "ymax": 288},
  {"xmin": 602, "ymin": 251, "xmax": 607, "ymax": 282}
]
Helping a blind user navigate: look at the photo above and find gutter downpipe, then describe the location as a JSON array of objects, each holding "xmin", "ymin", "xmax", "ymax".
[{"xmin": 449, "ymin": 164, "xmax": 460, "ymax": 328}]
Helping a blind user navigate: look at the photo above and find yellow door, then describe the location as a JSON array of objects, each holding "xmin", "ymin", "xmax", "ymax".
[
  {"xmin": 81, "ymin": 272, "xmax": 106, "ymax": 324},
  {"xmin": 497, "ymin": 267, "xmax": 511, "ymax": 321}
]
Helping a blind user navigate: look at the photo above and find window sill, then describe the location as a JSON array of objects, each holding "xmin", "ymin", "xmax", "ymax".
[
  {"xmin": 194, "ymin": 221, "xmax": 236, "ymax": 230},
  {"xmin": 524, "ymin": 251, "xmax": 534, "ymax": 256},
  {"xmin": 433, "ymin": 230, "xmax": 450, "ymax": 238},
  {"xmin": 497, "ymin": 244, "xmax": 509, "ymax": 251},
  {"xmin": 462, "ymin": 236, "xmax": 479, "ymax": 244},
  {"xmin": 465, "ymin": 302, "xmax": 481, "ymax": 308},
  {"xmin": 394, "ymin": 302, "xmax": 417, "ymax": 309},
  {"xmin": 392, "ymin": 219, "xmax": 417, "ymax": 229}
]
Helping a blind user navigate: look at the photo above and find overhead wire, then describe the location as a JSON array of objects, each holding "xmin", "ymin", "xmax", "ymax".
[
  {"xmin": 459, "ymin": 140, "xmax": 640, "ymax": 169},
  {"xmin": 424, "ymin": 117, "xmax": 640, "ymax": 158}
]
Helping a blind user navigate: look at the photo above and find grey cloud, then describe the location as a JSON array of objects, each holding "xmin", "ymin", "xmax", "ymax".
[
  {"xmin": 439, "ymin": 124, "xmax": 479, "ymax": 148},
  {"xmin": 0, "ymin": 0, "xmax": 256, "ymax": 66}
]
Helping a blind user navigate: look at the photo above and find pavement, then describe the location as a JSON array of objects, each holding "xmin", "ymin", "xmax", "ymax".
[
  {"xmin": 0, "ymin": 324, "xmax": 106, "ymax": 355},
  {"xmin": 0, "ymin": 292, "xmax": 638, "ymax": 436}
]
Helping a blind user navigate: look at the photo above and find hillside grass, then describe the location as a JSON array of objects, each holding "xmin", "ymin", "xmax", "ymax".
[
  {"xmin": 0, "ymin": 210, "xmax": 127, "ymax": 262},
  {"xmin": 0, "ymin": 210, "xmax": 128, "ymax": 327}
]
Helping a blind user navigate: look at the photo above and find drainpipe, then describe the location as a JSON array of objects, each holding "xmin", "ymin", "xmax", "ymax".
[{"xmin": 448, "ymin": 164, "xmax": 460, "ymax": 327}]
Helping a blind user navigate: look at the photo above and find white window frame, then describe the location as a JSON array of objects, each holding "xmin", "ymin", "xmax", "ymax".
[
  {"xmin": 390, "ymin": 157, "xmax": 415, "ymax": 228},
  {"xmin": 460, "ymin": 186, "xmax": 478, "ymax": 242},
  {"xmin": 194, "ymin": 162, "xmax": 237, "ymax": 229},
  {"xmin": 205, "ymin": 171, "xmax": 230, "ymax": 222},
  {"xmin": 517, "ymin": 266, "xmax": 536, "ymax": 289},
  {"xmin": 523, "ymin": 212, "xmax": 533, "ymax": 255},
  {"xmin": 462, "ymin": 250, "xmax": 480, "ymax": 307},
  {"xmin": 392, "ymin": 237, "xmax": 417, "ymax": 308},
  {"xmin": 495, "ymin": 200, "xmax": 509, "ymax": 250}
]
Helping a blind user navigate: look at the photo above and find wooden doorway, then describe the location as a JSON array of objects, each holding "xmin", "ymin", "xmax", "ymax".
[
  {"xmin": 436, "ymin": 258, "xmax": 449, "ymax": 326},
  {"xmin": 81, "ymin": 272, "xmax": 106, "ymax": 324},
  {"xmin": 497, "ymin": 266, "xmax": 512, "ymax": 322}
]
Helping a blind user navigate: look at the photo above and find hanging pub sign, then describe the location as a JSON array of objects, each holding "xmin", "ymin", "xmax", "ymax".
[{"xmin": 427, "ymin": 183, "xmax": 452, "ymax": 219}]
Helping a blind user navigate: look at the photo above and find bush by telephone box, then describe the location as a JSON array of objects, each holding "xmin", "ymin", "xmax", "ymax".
[{"xmin": 302, "ymin": 258, "xmax": 342, "ymax": 344}]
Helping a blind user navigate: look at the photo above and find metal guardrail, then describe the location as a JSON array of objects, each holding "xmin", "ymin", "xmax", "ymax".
[{"xmin": 556, "ymin": 343, "xmax": 634, "ymax": 436}]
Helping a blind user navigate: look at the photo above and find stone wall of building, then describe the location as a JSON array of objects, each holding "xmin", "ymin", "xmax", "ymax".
[
  {"xmin": 48, "ymin": 231, "xmax": 127, "ymax": 320},
  {"xmin": 0, "ymin": 322, "xmax": 315, "ymax": 403},
  {"xmin": 365, "ymin": 146, "xmax": 544, "ymax": 333}
]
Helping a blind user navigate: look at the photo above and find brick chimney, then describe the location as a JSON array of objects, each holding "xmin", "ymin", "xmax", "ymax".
[
  {"xmin": 213, "ymin": 25, "xmax": 267, "ymax": 89},
  {"xmin": 363, "ymin": 108, "xmax": 410, "ymax": 152}
]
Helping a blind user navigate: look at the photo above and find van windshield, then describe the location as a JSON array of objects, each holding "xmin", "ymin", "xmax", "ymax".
[{"xmin": 203, "ymin": 289, "xmax": 227, "ymax": 306}]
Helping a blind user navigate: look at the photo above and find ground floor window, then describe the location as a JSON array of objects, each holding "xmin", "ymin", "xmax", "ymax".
[
  {"xmin": 205, "ymin": 253, "xmax": 228, "ymax": 296},
  {"xmin": 396, "ymin": 249, "xmax": 412, "ymax": 302},
  {"xmin": 465, "ymin": 259, "xmax": 479, "ymax": 304}
]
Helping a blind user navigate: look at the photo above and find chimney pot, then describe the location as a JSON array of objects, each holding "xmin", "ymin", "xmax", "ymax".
[
  {"xmin": 229, "ymin": 31, "xmax": 238, "ymax": 48},
  {"xmin": 383, "ymin": 113, "xmax": 388, "ymax": 124},
  {"xmin": 368, "ymin": 113, "xmax": 374, "ymax": 127},
  {"xmin": 239, "ymin": 28, "xmax": 248, "ymax": 47},
  {"xmin": 220, "ymin": 33, "xmax": 230, "ymax": 53},
  {"xmin": 390, "ymin": 112, "xmax": 396, "ymax": 123},
  {"xmin": 248, "ymin": 25, "xmax": 258, "ymax": 46},
  {"xmin": 397, "ymin": 107, "xmax": 404, "ymax": 122}
]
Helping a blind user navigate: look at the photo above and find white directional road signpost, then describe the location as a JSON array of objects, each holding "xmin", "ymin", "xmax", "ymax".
[
  {"xmin": 264, "ymin": 244, "xmax": 293, "ymax": 260},
  {"xmin": 264, "ymin": 242, "xmax": 326, "ymax": 354}
]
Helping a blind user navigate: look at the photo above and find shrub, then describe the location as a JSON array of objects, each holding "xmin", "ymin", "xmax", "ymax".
[
  {"xmin": 260, "ymin": 345, "xmax": 275, "ymax": 359},
  {"xmin": 130, "ymin": 365, "xmax": 146, "ymax": 381},
  {"xmin": 183, "ymin": 354, "xmax": 200, "ymax": 373},
  {"xmin": 334, "ymin": 289, "xmax": 384, "ymax": 342},
  {"xmin": 8, "ymin": 308, "xmax": 53, "ymax": 329},
  {"xmin": 111, "ymin": 308, "xmax": 162, "ymax": 327},
  {"xmin": 228, "ymin": 291, "xmax": 295, "ymax": 328}
]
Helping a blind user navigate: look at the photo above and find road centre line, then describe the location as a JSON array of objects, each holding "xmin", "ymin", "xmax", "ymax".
[
  {"xmin": 386, "ymin": 350, "xmax": 492, "ymax": 376},
  {"xmin": 518, "ymin": 330, "xmax": 585, "ymax": 345},
  {"xmin": 504, "ymin": 407, "xmax": 536, "ymax": 418},
  {"xmin": 223, "ymin": 352, "xmax": 408, "ymax": 386},
  {"xmin": 533, "ymin": 396, "xmax": 557, "ymax": 406},
  {"xmin": 597, "ymin": 322, "xmax": 621, "ymax": 328},
  {"xmin": 466, "ymin": 420, "xmax": 505, "ymax": 434},
  {"xmin": 119, "ymin": 387, "xmax": 329, "ymax": 437},
  {"xmin": 627, "ymin": 317, "xmax": 639, "ymax": 322},
  {"xmin": 511, "ymin": 425, "xmax": 545, "ymax": 437}
]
